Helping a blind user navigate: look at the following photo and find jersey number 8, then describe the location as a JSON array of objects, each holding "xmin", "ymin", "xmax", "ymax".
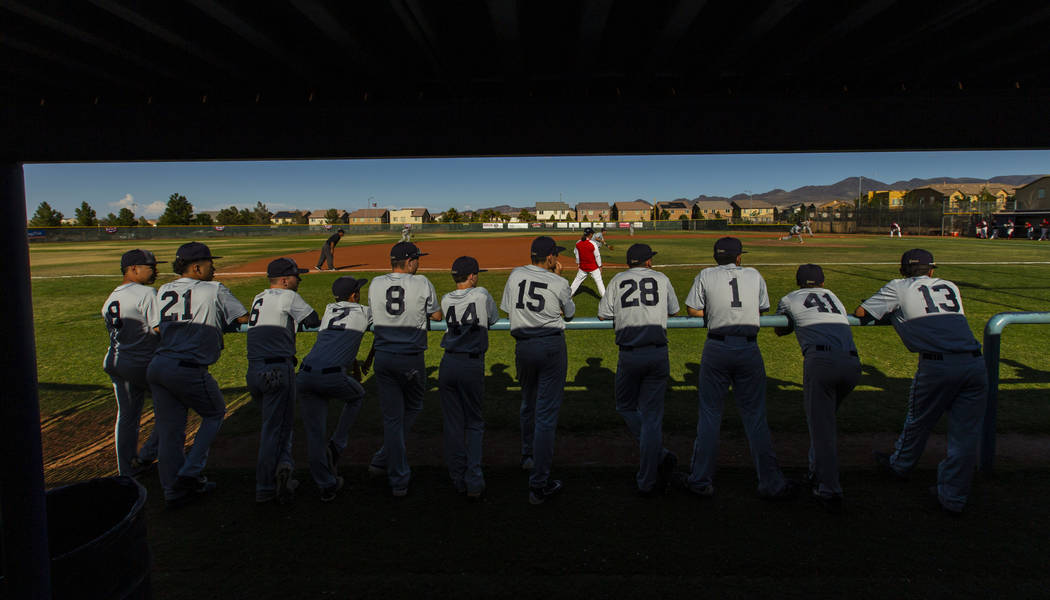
[{"xmin": 386, "ymin": 286, "xmax": 405, "ymax": 316}]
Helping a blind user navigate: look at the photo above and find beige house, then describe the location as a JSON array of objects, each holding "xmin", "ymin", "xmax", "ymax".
[
  {"xmin": 863, "ymin": 190, "xmax": 908, "ymax": 209},
  {"xmin": 306, "ymin": 209, "xmax": 348, "ymax": 225},
  {"xmin": 389, "ymin": 208, "xmax": 432, "ymax": 224},
  {"xmin": 271, "ymin": 210, "xmax": 301, "ymax": 224},
  {"xmin": 655, "ymin": 200, "xmax": 691, "ymax": 220},
  {"xmin": 692, "ymin": 199, "xmax": 733, "ymax": 219},
  {"xmin": 1013, "ymin": 176, "xmax": 1050, "ymax": 211},
  {"xmin": 346, "ymin": 208, "xmax": 389, "ymax": 224},
  {"xmin": 575, "ymin": 202, "xmax": 609, "ymax": 222},
  {"xmin": 613, "ymin": 200, "xmax": 651, "ymax": 221},
  {"xmin": 731, "ymin": 198, "xmax": 775, "ymax": 223},
  {"xmin": 535, "ymin": 201, "xmax": 574, "ymax": 221}
]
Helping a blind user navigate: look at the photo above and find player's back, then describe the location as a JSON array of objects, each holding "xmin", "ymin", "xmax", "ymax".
[
  {"xmin": 245, "ymin": 288, "xmax": 314, "ymax": 360},
  {"xmin": 500, "ymin": 264, "xmax": 575, "ymax": 337},
  {"xmin": 777, "ymin": 288, "xmax": 856, "ymax": 353},
  {"xmin": 688, "ymin": 264, "xmax": 768, "ymax": 337},
  {"xmin": 102, "ymin": 283, "xmax": 159, "ymax": 367},
  {"xmin": 441, "ymin": 287, "xmax": 499, "ymax": 354},
  {"xmin": 863, "ymin": 275, "xmax": 978, "ymax": 353},
  {"xmin": 368, "ymin": 272, "xmax": 437, "ymax": 351},
  {"xmin": 598, "ymin": 268, "xmax": 679, "ymax": 347},
  {"xmin": 304, "ymin": 301, "xmax": 371, "ymax": 367},
  {"xmin": 155, "ymin": 278, "xmax": 239, "ymax": 365}
]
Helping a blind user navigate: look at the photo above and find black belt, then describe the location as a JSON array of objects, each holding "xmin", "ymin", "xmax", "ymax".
[
  {"xmin": 619, "ymin": 344, "xmax": 667, "ymax": 352},
  {"xmin": 805, "ymin": 346, "xmax": 859, "ymax": 357},
  {"xmin": 446, "ymin": 351, "xmax": 482, "ymax": 359},
  {"xmin": 513, "ymin": 331, "xmax": 564, "ymax": 341},
  {"xmin": 921, "ymin": 350, "xmax": 981, "ymax": 360},
  {"xmin": 378, "ymin": 350, "xmax": 422, "ymax": 356},
  {"xmin": 300, "ymin": 363, "xmax": 342, "ymax": 374},
  {"xmin": 707, "ymin": 333, "xmax": 756, "ymax": 342},
  {"xmin": 178, "ymin": 361, "xmax": 203, "ymax": 369},
  {"xmin": 251, "ymin": 357, "xmax": 293, "ymax": 365}
]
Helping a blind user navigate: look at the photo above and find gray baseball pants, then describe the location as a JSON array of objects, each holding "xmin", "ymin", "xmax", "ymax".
[
  {"xmin": 247, "ymin": 359, "xmax": 296, "ymax": 500},
  {"xmin": 316, "ymin": 244, "xmax": 335, "ymax": 269},
  {"xmin": 886, "ymin": 353, "xmax": 987, "ymax": 512},
  {"xmin": 615, "ymin": 345, "xmax": 671, "ymax": 492},
  {"xmin": 803, "ymin": 352, "xmax": 860, "ymax": 497},
  {"xmin": 104, "ymin": 359, "xmax": 159, "ymax": 475},
  {"xmin": 439, "ymin": 352, "xmax": 486, "ymax": 494},
  {"xmin": 371, "ymin": 350, "xmax": 426, "ymax": 490},
  {"xmin": 147, "ymin": 355, "xmax": 226, "ymax": 501},
  {"xmin": 687, "ymin": 337, "xmax": 787, "ymax": 496},
  {"xmin": 515, "ymin": 334, "xmax": 568, "ymax": 489},
  {"xmin": 296, "ymin": 367, "xmax": 365, "ymax": 489}
]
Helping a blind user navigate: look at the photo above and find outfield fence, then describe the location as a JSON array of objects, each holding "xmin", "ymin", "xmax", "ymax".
[{"xmin": 235, "ymin": 311, "xmax": 1044, "ymax": 471}]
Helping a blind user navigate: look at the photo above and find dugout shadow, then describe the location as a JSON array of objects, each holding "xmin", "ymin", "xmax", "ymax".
[
  {"xmin": 998, "ymin": 358, "xmax": 1050, "ymax": 384},
  {"xmin": 570, "ymin": 286, "xmax": 602, "ymax": 300}
]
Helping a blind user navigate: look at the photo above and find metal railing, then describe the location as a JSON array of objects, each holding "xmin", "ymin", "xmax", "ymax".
[{"xmin": 981, "ymin": 311, "xmax": 1050, "ymax": 470}]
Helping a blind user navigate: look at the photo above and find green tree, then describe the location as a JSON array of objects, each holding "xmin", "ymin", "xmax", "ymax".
[
  {"xmin": 101, "ymin": 212, "xmax": 117, "ymax": 225},
  {"xmin": 252, "ymin": 201, "xmax": 272, "ymax": 224},
  {"xmin": 659, "ymin": 209, "xmax": 671, "ymax": 220},
  {"xmin": 194, "ymin": 213, "xmax": 214, "ymax": 225},
  {"xmin": 216, "ymin": 206, "xmax": 241, "ymax": 225},
  {"xmin": 518, "ymin": 208, "xmax": 534, "ymax": 222},
  {"xmin": 548, "ymin": 213, "xmax": 557, "ymax": 222},
  {"xmin": 75, "ymin": 201, "xmax": 97, "ymax": 226},
  {"xmin": 138, "ymin": 216, "xmax": 151, "ymax": 227},
  {"xmin": 443, "ymin": 207, "xmax": 461, "ymax": 223},
  {"xmin": 158, "ymin": 193, "xmax": 193, "ymax": 225},
  {"xmin": 238, "ymin": 208, "xmax": 254, "ymax": 224},
  {"xmin": 115, "ymin": 207, "xmax": 137, "ymax": 226},
  {"xmin": 29, "ymin": 202, "xmax": 64, "ymax": 227},
  {"xmin": 324, "ymin": 208, "xmax": 341, "ymax": 224},
  {"xmin": 294, "ymin": 211, "xmax": 309, "ymax": 224}
]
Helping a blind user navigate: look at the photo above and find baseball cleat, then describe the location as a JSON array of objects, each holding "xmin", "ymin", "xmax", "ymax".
[
  {"xmin": 671, "ymin": 472, "xmax": 714, "ymax": 498},
  {"xmin": 528, "ymin": 480, "xmax": 563, "ymax": 505},
  {"xmin": 657, "ymin": 451, "xmax": 678, "ymax": 490},
  {"xmin": 929, "ymin": 486, "xmax": 963, "ymax": 517},
  {"xmin": 466, "ymin": 486, "xmax": 486, "ymax": 501},
  {"xmin": 166, "ymin": 475, "xmax": 217, "ymax": 509},
  {"xmin": 873, "ymin": 451, "xmax": 909, "ymax": 481},
  {"xmin": 275, "ymin": 463, "xmax": 297, "ymax": 505},
  {"xmin": 319, "ymin": 476, "xmax": 345, "ymax": 503},
  {"xmin": 128, "ymin": 456, "xmax": 157, "ymax": 477},
  {"xmin": 520, "ymin": 455, "xmax": 534, "ymax": 470}
]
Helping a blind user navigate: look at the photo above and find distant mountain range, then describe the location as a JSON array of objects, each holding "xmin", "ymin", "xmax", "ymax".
[{"xmin": 470, "ymin": 175, "xmax": 1044, "ymax": 214}]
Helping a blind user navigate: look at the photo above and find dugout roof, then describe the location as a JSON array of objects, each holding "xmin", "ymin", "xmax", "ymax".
[{"xmin": 2, "ymin": 1, "xmax": 1050, "ymax": 162}]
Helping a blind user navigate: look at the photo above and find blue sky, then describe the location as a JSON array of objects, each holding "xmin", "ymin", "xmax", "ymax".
[{"xmin": 23, "ymin": 150, "xmax": 1050, "ymax": 219}]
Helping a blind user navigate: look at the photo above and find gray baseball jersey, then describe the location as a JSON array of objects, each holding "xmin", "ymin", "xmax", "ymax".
[
  {"xmin": 245, "ymin": 288, "xmax": 315, "ymax": 360},
  {"xmin": 102, "ymin": 282, "xmax": 160, "ymax": 367},
  {"xmin": 685, "ymin": 264, "xmax": 770, "ymax": 337},
  {"xmin": 441, "ymin": 287, "xmax": 499, "ymax": 354},
  {"xmin": 597, "ymin": 267, "xmax": 679, "ymax": 347},
  {"xmin": 500, "ymin": 264, "xmax": 576, "ymax": 337},
  {"xmin": 368, "ymin": 272, "xmax": 438, "ymax": 352},
  {"xmin": 303, "ymin": 301, "xmax": 372, "ymax": 367},
  {"xmin": 860, "ymin": 276, "xmax": 979, "ymax": 353},
  {"xmin": 155, "ymin": 278, "xmax": 248, "ymax": 365},
  {"xmin": 776, "ymin": 288, "xmax": 856, "ymax": 354}
]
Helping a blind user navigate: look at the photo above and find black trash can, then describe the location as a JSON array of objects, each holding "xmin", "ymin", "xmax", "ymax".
[{"xmin": 1, "ymin": 476, "xmax": 152, "ymax": 599}]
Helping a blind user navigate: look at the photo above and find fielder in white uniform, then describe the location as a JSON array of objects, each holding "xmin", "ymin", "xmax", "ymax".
[
  {"xmin": 102, "ymin": 249, "xmax": 163, "ymax": 476},
  {"xmin": 148, "ymin": 242, "xmax": 248, "ymax": 508},
  {"xmin": 246, "ymin": 257, "xmax": 319, "ymax": 504},
  {"xmin": 297, "ymin": 276, "xmax": 373, "ymax": 502},
  {"xmin": 775, "ymin": 264, "xmax": 860, "ymax": 513},
  {"xmin": 570, "ymin": 228, "xmax": 606, "ymax": 297},
  {"xmin": 439, "ymin": 256, "xmax": 499, "ymax": 499}
]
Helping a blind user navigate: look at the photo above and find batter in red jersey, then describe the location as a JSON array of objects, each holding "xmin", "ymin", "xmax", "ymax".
[{"xmin": 570, "ymin": 228, "xmax": 606, "ymax": 297}]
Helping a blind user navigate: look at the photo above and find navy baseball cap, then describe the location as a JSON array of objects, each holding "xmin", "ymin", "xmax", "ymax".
[
  {"xmin": 451, "ymin": 256, "xmax": 487, "ymax": 276},
  {"xmin": 901, "ymin": 248, "xmax": 936, "ymax": 268},
  {"xmin": 175, "ymin": 241, "xmax": 221, "ymax": 262},
  {"xmin": 626, "ymin": 243, "xmax": 657, "ymax": 266},
  {"xmin": 267, "ymin": 257, "xmax": 309, "ymax": 278},
  {"xmin": 391, "ymin": 241, "xmax": 428, "ymax": 260},
  {"xmin": 796, "ymin": 264, "xmax": 825, "ymax": 287},
  {"xmin": 584, "ymin": 227, "xmax": 595, "ymax": 235},
  {"xmin": 332, "ymin": 276, "xmax": 367, "ymax": 298},
  {"xmin": 530, "ymin": 236, "xmax": 565, "ymax": 259},
  {"xmin": 713, "ymin": 237, "xmax": 746, "ymax": 258},
  {"xmin": 120, "ymin": 249, "xmax": 165, "ymax": 269}
]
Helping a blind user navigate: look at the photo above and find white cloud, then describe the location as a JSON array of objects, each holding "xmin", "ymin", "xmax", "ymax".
[
  {"xmin": 109, "ymin": 193, "xmax": 135, "ymax": 209},
  {"xmin": 141, "ymin": 201, "xmax": 166, "ymax": 218}
]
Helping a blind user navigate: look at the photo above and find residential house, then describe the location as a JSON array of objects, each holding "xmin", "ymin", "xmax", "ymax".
[
  {"xmin": 575, "ymin": 202, "xmax": 609, "ymax": 222},
  {"xmin": 613, "ymin": 200, "xmax": 651, "ymax": 221},
  {"xmin": 306, "ymin": 209, "xmax": 348, "ymax": 225},
  {"xmin": 654, "ymin": 200, "xmax": 692, "ymax": 220},
  {"xmin": 535, "ymin": 201, "xmax": 575, "ymax": 221},
  {"xmin": 389, "ymin": 208, "xmax": 432, "ymax": 224},
  {"xmin": 1013, "ymin": 176, "xmax": 1050, "ymax": 212},
  {"xmin": 863, "ymin": 190, "xmax": 907, "ymax": 209},
  {"xmin": 816, "ymin": 200, "xmax": 855, "ymax": 218},
  {"xmin": 731, "ymin": 198, "xmax": 776, "ymax": 223},
  {"xmin": 346, "ymin": 208, "xmax": 390, "ymax": 224},
  {"xmin": 905, "ymin": 183, "xmax": 1017, "ymax": 211},
  {"xmin": 271, "ymin": 210, "xmax": 302, "ymax": 224},
  {"xmin": 692, "ymin": 199, "xmax": 733, "ymax": 220}
]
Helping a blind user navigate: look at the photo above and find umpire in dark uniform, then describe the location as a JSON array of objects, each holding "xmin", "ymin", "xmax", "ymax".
[{"xmin": 315, "ymin": 228, "xmax": 344, "ymax": 271}]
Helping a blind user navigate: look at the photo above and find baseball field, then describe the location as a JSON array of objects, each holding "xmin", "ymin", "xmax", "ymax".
[{"xmin": 31, "ymin": 230, "xmax": 1050, "ymax": 597}]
